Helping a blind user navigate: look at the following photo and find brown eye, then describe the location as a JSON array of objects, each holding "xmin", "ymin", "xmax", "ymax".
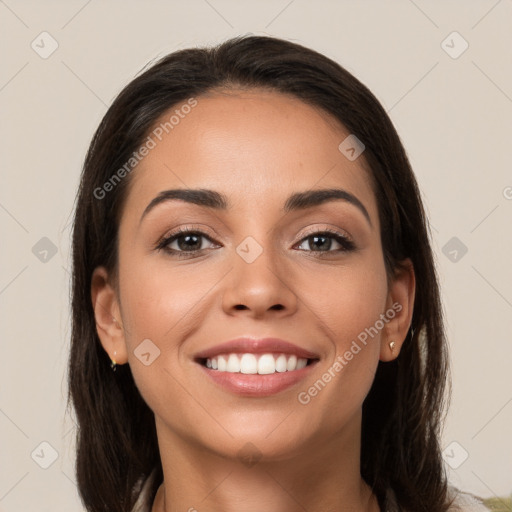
[
  {"xmin": 295, "ymin": 230, "xmax": 356, "ymax": 254},
  {"xmin": 156, "ymin": 228, "xmax": 220, "ymax": 258}
]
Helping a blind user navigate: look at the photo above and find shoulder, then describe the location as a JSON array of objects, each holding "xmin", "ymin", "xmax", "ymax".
[
  {"xmin": 132, "ymin": 478, "xmax": 491, "ymax": 512},
  {"xmin": 446, "ymin": 486, "xmax": 490, "ymax": 511},
  {"xmin": 384, "ymin": 485, "xmax": 490, "ymax": 511},
  {"xmin": 131, "ymin": 468, "xmax": 158, "ymax": 512}
]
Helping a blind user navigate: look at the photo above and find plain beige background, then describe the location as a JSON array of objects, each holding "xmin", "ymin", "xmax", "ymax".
[{"xmin": 1, "ymin": 1, "xmax": 511, "ymax": 510}]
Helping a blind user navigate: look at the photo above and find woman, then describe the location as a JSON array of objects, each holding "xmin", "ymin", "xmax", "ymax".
[{"xmin": 68, "ymin": 35, "xmax": 489, "ymax": 511}]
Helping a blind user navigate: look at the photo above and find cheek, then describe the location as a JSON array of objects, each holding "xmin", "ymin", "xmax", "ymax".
[
  {"xmin": 119, "ymin": 254, "xmax": 211, "ymax": 343},
  {"xmin": 295, "ymin": 257, "xmax": 388, "ymax": 415},
  {"xmin": 297, "ymin": 255, "xmax": 388, "ymax": 349},
  {"xmin": 116, "ymin": 257, "xmax": 204, "ymax": 429},
  {"xmin": 116, "ymin": 250, "xmax": 223, "ymax": 403}
]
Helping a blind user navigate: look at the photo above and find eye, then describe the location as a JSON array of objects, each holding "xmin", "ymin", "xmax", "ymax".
[
  {"xmin": 155, "ymin": 227, "xmax": 356, "ymax": 259},
  {"xmin": 156, "ymin": 228, "xmax": 220, "ymax": 258},
  {"xmin": 295, "ymin": 229, "xmax": 356, "ymax": 255}
]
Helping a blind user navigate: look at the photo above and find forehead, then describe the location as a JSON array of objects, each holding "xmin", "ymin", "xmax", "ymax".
[{"xmin": 123, "ymin": 89, "xmax": 377, "ymax": 222}]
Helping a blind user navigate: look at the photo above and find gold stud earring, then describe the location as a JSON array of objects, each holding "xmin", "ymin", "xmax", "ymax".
[
  {"xmin": 110, "ymin": 350, "xmax": 117, "ymax": 372},
  {"xmin": 389, "ymin": 341, "xmax": 396, "ymax": 352}
]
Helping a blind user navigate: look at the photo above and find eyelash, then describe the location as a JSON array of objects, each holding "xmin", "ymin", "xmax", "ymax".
[{"xmin": 155, "ymin": 226, "xmax": 356, "ymax": 259}]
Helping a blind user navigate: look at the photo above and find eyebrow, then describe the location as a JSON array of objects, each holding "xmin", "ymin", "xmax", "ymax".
[{"xmin": 139, "ymin": 187, "xmax": 372, "ymax": 226}]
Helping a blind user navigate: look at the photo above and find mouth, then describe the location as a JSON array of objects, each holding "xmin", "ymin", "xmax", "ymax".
[
  {"xmin": 197, "ymin": 353, "xmax": 318, "ymax": 375},
  {"xmin": 193, "ymin": 337, "xmax": 320, "ymax": 396}
]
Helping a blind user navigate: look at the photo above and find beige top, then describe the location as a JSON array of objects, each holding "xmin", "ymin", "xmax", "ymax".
[
  {"xmin": 132, "ymin": 470, "xmax": 489, "ymax": 512},
  {"xmin": 386, "ymin": 486, "xmax": 489, "ymax": 511}
]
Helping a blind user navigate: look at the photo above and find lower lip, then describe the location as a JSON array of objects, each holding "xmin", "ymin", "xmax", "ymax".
[{"xmin": 197, "ymin": 361, "xmax": 318, "ymax": 397}]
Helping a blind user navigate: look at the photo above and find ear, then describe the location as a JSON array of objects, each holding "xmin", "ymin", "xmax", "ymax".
[
  {"xmin": 380, "ymin": 258, "xmax": 415, "ymax": 362},
  {"xmin": 91, "ymin": 266, "xmax": 128, "ymax": 365}
]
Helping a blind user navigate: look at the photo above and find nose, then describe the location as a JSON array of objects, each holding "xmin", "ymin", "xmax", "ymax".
[{"xmin": 221, "ymin": 240, "xmax": 298, "ymax": 319}]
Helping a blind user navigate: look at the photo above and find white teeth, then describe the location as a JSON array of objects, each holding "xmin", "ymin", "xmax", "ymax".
[
  {"xmin": 296, "ymin": 358, "xmax": 307, "ymax": 369},
  {"xmin": 240, "ymin": 353, "xmax": 258, "ymax": 374},
  {"xmin": 275, "ymin": 354, "xmax": 288, "ymax": 372},
  {"xmin": 205, "ymin": 353, "xmax": 310, "ymax": 374},
  {"xmin": 218, "ymin": 355, "xmax": 227, "ymax": 371},
  {"xmin": 257, "ymin": 354, "xmax": 276, "ymax": 374},
  {"xmin": 227, "ymin": 354, "xmax": 240, "ymax": 372},
  {"xmin": 286, "ymin": 355, "xmax": 297, "ymax": 371}
]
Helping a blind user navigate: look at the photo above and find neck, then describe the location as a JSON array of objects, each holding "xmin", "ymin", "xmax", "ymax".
[{"xmin": 151, "ymin": 413, "xmax": 380, "ymax": 512}]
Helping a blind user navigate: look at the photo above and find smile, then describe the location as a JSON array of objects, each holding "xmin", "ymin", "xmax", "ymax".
[
  {"xmin": 203, "ymin": 353, "xmax": 311, "ymax": 374},
  {"xmin": 194, "ymin": 337, "xmax": 320, "ymax": 396}
]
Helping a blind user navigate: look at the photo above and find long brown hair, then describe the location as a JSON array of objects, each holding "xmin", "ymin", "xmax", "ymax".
[{"xmin": 68, "ymin": 35, "xmax": 450, "ymax": 511}]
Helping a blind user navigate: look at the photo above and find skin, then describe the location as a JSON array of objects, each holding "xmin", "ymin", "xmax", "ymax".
[{"xmin": 92, "ymin": 89, "xmax": 415, "ymax": 512}]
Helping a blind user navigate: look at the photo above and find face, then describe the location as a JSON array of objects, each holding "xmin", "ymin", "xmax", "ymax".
[{"xmin": 92, "ymin": 89, "xmax": 414, "ymax": 461}]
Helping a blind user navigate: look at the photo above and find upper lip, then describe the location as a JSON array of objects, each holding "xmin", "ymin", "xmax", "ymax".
[{"xmin": 194, "ymin": 337, "xmax": 320, "ymax": 360}]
